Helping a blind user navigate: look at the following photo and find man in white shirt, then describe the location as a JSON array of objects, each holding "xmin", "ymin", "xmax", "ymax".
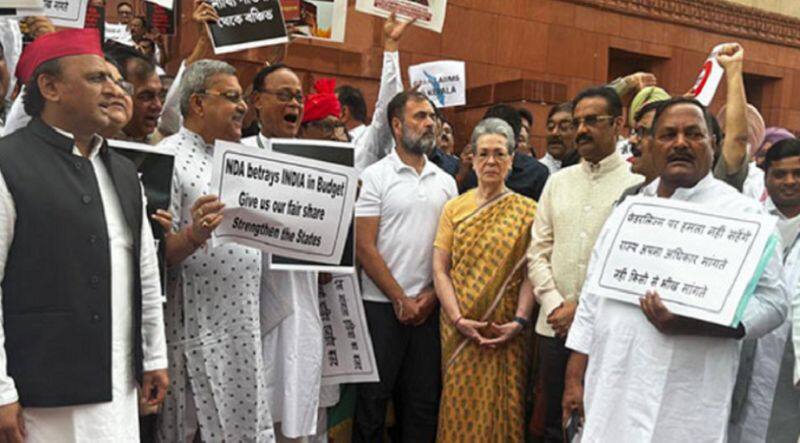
[
  {"xmin": 0, "ymin": 28, "xmax": 167, "ymax": 443},
  {"xmin": 539, "ymin": 101, "xmax": 579, "ymax": 174},
  {"xmin": 729, "ymin": 138, "xmax": 800, "ymax": 443},
  {"xmin": 353, "ymin": 90, "xmax": 457, "ymax": 441},
  {"xmin": 562, "ymin": 97, "xmax": 787, "ymax": 442},
  {"xmin": 527, "ymin": 87, "xmax": 642, "ymax": 442}
]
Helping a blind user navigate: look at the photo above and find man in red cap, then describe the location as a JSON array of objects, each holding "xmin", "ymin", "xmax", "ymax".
[
  {"xmin": 0, "ymin": 28, "xmax": 168, "ymax": 442},
  {"xmin": 299, "ymin": 77, "xmax": 348, "ymax": 142}
]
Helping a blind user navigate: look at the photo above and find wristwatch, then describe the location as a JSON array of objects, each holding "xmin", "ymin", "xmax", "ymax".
[{"xmin": 513, "ymin": 316, "xmax": 529, "ymax": 329}]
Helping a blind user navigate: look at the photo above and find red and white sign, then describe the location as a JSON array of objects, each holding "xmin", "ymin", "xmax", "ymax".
[{"xmin": 689, "ymin": 43, "xmax": 727, "ymax": 106}]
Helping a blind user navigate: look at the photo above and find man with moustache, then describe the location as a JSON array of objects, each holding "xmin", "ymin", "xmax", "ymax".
[
  {"xmin": 353, "ymin": 90, "xmax": 457, "ymax": 441},
  {"xmin": 157, "ymin": 60, "xmax": 275, "ymax": 442},
  {"xmin": 0, "ymin": 28, "xmax": 168, "ymax": 442},
  {"xmin": 562, "ymin": 97, "xmax": 787, "ymax": 441},
  {"xmin": 540, "ymin": 102, "xmax": 580, "ymax": 174},
  {"xmin": 526, "ymin": 87, "xmax": 642, "ymax": 442}
]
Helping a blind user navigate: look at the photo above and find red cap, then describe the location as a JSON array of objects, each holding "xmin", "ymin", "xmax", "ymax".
[
  {"xmin": 16, "ymin": 29, "xmax": 104, "ymax": 84},
  {"xmin": 302, "ymin": 78, "xmax": 342, "ymax": 123}
]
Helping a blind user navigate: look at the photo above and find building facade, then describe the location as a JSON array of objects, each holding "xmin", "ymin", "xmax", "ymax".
[{"xmin": 113, "ymin": 0, "xmax": 800, "ymax": 155}]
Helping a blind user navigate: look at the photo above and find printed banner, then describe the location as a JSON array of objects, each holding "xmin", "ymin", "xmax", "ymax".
[
  {"xmin": 281, "ymin": 0, "xmax": 347, "ymax": 42},
  {"xmin": 105, "ymin": 22, "xmax": 133, "ymax": 45},
  {"xmin": 588, "ymin": 196, "xmax": 776, "ymax": 327},
  {"xmin": 207, "ymin": 0, "xmax": 289, "ymax": 54},
  {"xmin": 320, "ymin": 273, "xmax": 380, "ymax": 385},
  {"xmin": 267, "ymin": 138, "xmax": 356, "ymax": 272},
  {"xmin": 408, "ymin": 60, "xmax": 465, "ymax": 108},
  {"xmin": 355, "ymin": 0, "xmax": 447, "ymax": 33},
  {"xmin": 689, "ymin": 43, "xmax": 728, "ymax": 106},
  {"xmin": 42, "ymin": 0, "xmax": 89, "ymax": 28},
  {"xmin": 210, "ymin": 140, "xmax": 357, "ymax": 264},
  {"xmin": 145, "ymin": 2, "xmax": 175, "ymax": 35}
]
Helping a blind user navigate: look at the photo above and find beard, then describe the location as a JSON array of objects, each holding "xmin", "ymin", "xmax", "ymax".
[{"xmin": 402, "ymin": 126, "xmax": 436, "ymax": 155}]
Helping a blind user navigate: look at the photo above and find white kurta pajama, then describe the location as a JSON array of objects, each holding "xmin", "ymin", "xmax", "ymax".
[
  {"xmin": 241, "ymin": 134, "xmax": 330, "ymax": 440},
  {"xmin": 729, "ymin": 199, "xmax": 800, "ymax": 443},
  {"xmin": 0, "ymin": 130, "xmax": 167, "ymax": 442},
  {"xmin": 157, "ymin": 128, "xmax": 274, "ymax": 443},
  {"xmin": 567, "ymin": 174, "xmax": 788, "ymax": 443}
]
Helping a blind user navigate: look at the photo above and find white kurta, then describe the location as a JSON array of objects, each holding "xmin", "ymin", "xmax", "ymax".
[
  {"xmin": 566, "ymin": 173, "xmax": 788, "ymax": 443},
  {"xmin": 158, "ymin": 128, "xmax": 273, "ymax": 443},
  {"xmin": 241, "ymin": 134, "xmax": 328, "ymax": 439},
  {"xmin": 730, "ymin": 199, "xmax": 800, "ymax": 443},
  {"xmin": 0, "ymin": 129, "xmax": 167, "ymax": 442}
]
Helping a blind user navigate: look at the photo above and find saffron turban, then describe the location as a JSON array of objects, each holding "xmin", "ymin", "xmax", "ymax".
[{"xmin": 302, "ymin": 78, "xmax": 341, "ymax": 123}]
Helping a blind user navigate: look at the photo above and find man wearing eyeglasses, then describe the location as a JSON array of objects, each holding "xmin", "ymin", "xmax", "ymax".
[
  {"xmin": 527, "ymin": 86, "xmax": 643, "ymax": 442},
  {"xmin": 156, "ymin": 59, "xmax": 275, "ymax": 442},
  {"xmin": 541, "ymin": 102, "xmax": 580, "ymax": 174}
]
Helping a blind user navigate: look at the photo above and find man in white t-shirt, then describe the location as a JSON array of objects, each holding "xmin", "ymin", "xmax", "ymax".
[{"xmin": 353, "ymin": 90, "xmax": 457, "ymax": 441}]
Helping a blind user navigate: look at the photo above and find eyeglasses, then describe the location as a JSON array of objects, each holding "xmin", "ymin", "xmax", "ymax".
[
  {"xmin": 115, "ymin": 79, "xmax": 134, "ymax": 96},
  {"xmin": 198, "ymin": 90, "xmax": 246, "ymax": 105},
  {"xmin": 305, "ymin": 119, "xmax": 349, "ymax": 141},
  {"xmin": 475, "ymin": 151, "xmax": 510, "ymax": 162},
  {"xmin": 257, "ymin": 88, "xmax": 304, "ymax": 104},
  {"xmin": 546, "ymin": 120, "xmax": 574, "ymax": 132},
  {"xmin": 571, "ymin": 115, "xmax": 614, "ymax": 128}
]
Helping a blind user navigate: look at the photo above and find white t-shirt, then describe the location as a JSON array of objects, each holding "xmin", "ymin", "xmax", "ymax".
[{"xmin": 355, "ymin": 150, "xmax": 457, "ymax": 303}]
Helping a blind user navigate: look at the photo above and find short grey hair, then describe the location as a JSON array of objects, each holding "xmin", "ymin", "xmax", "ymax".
[
  {"xmin": 179, "ymin": 59, "xmax": 237, "ymax": 117},
  {"xmin": 470, "ymin": 117, "xmax": 516, "ymax": 154}
]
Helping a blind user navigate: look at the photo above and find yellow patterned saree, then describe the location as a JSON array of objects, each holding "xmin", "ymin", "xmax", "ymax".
[{"xmin": 437, "ymin": 191, "xmax": 536, "ymax": 442}]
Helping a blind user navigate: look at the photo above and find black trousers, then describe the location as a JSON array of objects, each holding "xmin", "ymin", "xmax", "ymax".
[
  {"xmin": 537, "ymin": 334, "xmax": 571, "ymax": 443},
  {"xmin": 352, "ymin": 301, "xmax": 441, "ymax": 443}
]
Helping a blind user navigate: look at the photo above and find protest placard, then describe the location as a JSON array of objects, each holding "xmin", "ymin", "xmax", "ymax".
[
  {"xmin": 108, "ymin": 139, "xmax": 176, "ymax": 298},
  {"xmin": 587, "ymin": 196, "xmax": 777, "ymax": 327},
  {"xmin": 145, "ymin": 0, "xmax": 173, "ymax": 11},
  {"xmin": 39, "ymin": 0, "xmax": 89, "ymax": 28},
  {"xmin": 355, "ymin": 0, "xmax": 446, "ymax": 33},
  {"xmin": 210, "ymin": 140, "xmax": 357, "ymax": 264},
  {"xmin": 281, "ymin": 0, "xmax": 347, "ymax": 42},
  {"xmin": 266, "ymin": 138, "xmax": 355, "ymax": 272},
  {"xmin": 409, "ymin": 60, "xmax": 465, "ymax": 108},
  {"xmin": 145, "ymin": 1, "xmax": 175, "ymax": 35},
  {"xmin": 105, "ymin": 21, "xmax": 133, "ymax": 45},
  {"xmin": 689, "ymin": 43, "xmax": 728, "ymax": 106},
  {"xmin": 207, "ymin": 0, "xmax": 289, "ymax": 54},
  {"xmin": 320, "ymin": 273, "xmax": 380, "ymax": 385}
]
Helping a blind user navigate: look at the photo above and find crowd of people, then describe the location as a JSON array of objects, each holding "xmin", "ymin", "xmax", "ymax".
[{"xmin": 0, "ymin": 2, "xmax": 796, "ymax": 443}]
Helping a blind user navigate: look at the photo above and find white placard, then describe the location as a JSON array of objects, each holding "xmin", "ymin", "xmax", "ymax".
[
  {"xmin": 145, "ymin": 0, "xmax": 173, "ymax": 11},
  {"xmin": 320, "ymin": 273, "xmax": 379, "ymax": 385},
  {"xmin": 408, "ymin": 60, "xmax": 465, "ymax": 108},
  {"xmin": 689, "ymin": 43, "xmax": 729, "ymax": 106},
  {"xmin": 40, "ymin": 0, "xmax": 89, "ymax": 28},
  {"xmin": 210, "ymin": 140, "xmax": 357, "ymax": 264},
  {"xmin": 588, "ymin": 196, "xmax": 776, "ymax": 327},
  {"xmin": 355, "ymin": 0, "xmax": 446, "ymax": 33}
]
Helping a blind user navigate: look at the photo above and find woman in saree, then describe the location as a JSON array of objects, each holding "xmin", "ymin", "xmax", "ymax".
[{"xmin": 432, "ymin": 117, "xmax": 537, "ymax": 442}]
